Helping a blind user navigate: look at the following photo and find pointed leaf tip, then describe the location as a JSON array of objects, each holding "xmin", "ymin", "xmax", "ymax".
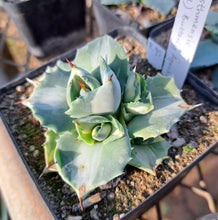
[
  {"xmin": 66, "ymin": 58, "xmax": 74, "ymax": 68},
  {"xmin": 109, "ymin": 73, "xmax": 113, "ymax": 81},
  {"xmin": 178, "ymin": 103, "xmax": 194, "ymax": 108},
  {"xmin": 14, "ymin": 100, "xmax": 23, "ymax": 105},
  {"xmin": 79, "ymin": 197, "xmax": 84, "ymax": 212},
  {"xmin": 78, "ymin": 80, "xmax": 85, "ymax": 90},
  {"xmin": 16, "ymin": 99, "xmax": 32, "ymax": 105}
]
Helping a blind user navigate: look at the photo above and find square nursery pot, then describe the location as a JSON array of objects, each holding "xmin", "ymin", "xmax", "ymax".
[
  {"xmin": 0, "ymin": 26, "xmax": 218, "ymax": 220},
  {"xmin": 2, "ymin": 0, "xmax": 86, "ymax": 59},
  {"xmin": 148, "ymin": 17, "xmax": 218, "ymax": 107},
  {"xmin": 92, "ymin": 0, "xmax": 178, "ymax": 36}
]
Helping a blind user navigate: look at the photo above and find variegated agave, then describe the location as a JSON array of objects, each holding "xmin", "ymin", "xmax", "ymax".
[{"xmin": 24, "ymin": 35, "xmax": 192, "ymax": 208}]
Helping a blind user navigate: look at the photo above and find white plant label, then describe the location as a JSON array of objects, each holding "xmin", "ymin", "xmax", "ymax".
[
  {"xmin": 147, "ymin": 37, "xmax": 166, "ymax": 70},
  {"xmin": 162, "ymin": 0, "xmax": 212, "ymax": 88}
]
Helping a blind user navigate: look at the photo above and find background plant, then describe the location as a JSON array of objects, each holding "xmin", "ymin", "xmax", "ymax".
[
  {"xmin": 100, "ymin": 0, "xmax": 178, "ymax": 15},
  {"xmin": 191, "ymin": 10, "xmax": 218, "ymax": 90}
]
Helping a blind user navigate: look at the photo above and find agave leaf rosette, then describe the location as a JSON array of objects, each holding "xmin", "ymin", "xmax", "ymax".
[
  {"xmin": 121, "ymin": 69, "xmax": 154, "ymax": 122},
  {"xmin": 24, "ymin": 35, "xmax": 192, "ymax": 203},
  {"xmin": 24, "ymin": 35, "xmax": 131, "ymax": 200},
  {"xmin": 65, "ymin": 57, "xmax": 122, "ymax": 118}
]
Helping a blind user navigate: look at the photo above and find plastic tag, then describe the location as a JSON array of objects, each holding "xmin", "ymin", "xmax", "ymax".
[
  {"xmin": 147, "ymin": 38, "xmax": 166, "ymax": 70},
  {"xmin": 162, "ymin": 0, "xmax": 212, "ymax": 88}
]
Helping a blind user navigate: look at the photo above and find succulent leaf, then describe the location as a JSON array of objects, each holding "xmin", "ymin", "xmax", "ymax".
[
  {"xmin": 73, "ymin": 115, "xmax": 125, "ymax": 145},
  {"xmin": 92, "ymin": 123, "xmax": 112, "ymax": 141},
  {"xmin": 123, "ymin": 102, "xmax": 154, "ymax": 115},
  {"xmin": 127, "ymin": 74, "xmax": 191, "ymax": 139},
  {"xmin": 72, "ymin": 35, "xmax": 129, "ymax": 92},
  {"xmin": 191, "ymin": 39, "xmax": 218, "ymax": 69},
  {"xmin": 44, "ymin": 129, "xmax": 59, "ymax": 171},
  {"xmin": 100, "ymin": 0, "xmax": 176, "ymax": 15},
  {"xmin": 141, "ymin": 0, "xmax": 176, "ymax": 15},
  {"xmin": 123, "ymin": 71, "xmax": 139, "ymax": 103},
  {"xmin": 122, "ymin": 71, "xmax": 154, "ymax": 121},
  {"xmin": 23, "ymin": 62, "xmax": 74, "ymax": 133},
  {"xmin": 54, "ymin": 131, "xmax": 131, "ymax": 199},
  {"xmin": 66, "ymin": 64, "xmax": 101, "ymax": 106},
  {"xmin": 205, "ymin": 10, "xmax": 218, "ymax": 42},
  {"xmin": 99, "ymin": 57, "xmax": 122, "ymax": 109},
  {"xmin": 129, "ymin": 136, "xmax": 170, "ymax": 175},
  {"xmin": 205, "ymin": 10, "xmax": 218, "ymax": 28},
  {"xmin": 124, "ymin": 71, "xmax": 151, "ymax": 103},
  {"xmin": 66, "ymin": 59, "xmax": 121, "ymax": 118}
]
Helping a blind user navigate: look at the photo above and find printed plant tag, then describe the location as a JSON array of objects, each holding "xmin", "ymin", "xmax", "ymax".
[
  {"xmin": 162, "ymin": 0, "xmax": 212, "ymax": 88},
  {"xmin": 147, "ymin": 37, "xmax": 166, "ymax": 70}
]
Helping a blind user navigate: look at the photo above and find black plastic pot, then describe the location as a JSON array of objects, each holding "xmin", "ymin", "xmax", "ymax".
[
  {"xmin": 92, "ymin": 0, "xmax": 127, "ymax": 35},
  {"xmin": 148, "ymin": 17, "xmax": 218, "ymax": 107},
  {"xmin": 2, "ymin": 0, "xmax": 86, "ymax": 59},
  {"xmin": 0, "ymin": 27, "xmax": 217, "ymax": 220},
  {"xmin": 92, "ymin": 0, "xmax": 177, "ymax": 37}
]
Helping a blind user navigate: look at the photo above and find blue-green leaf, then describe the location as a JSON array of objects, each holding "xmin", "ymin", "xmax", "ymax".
[
  {"xmin": 44, "ymin": 129, "xmax": 59, "ymax": 171},
  {"xmin": 205, "ymin": 10, "xmax": 218, "ymax": 41},
  {"xmin": 127, "ymin": 74, "xmax": 191, "ymax": 139},
  {"xmin": 191, "ymin": 39, "xmax": 218, "ymax": 69},
  {"xmin": 129, "ymin": 136, "xmax": 170, "ymax": 175},
  {"xmin": 124, "ymin": 71, "xmax": 148, "ymax": 103},
  {"xmin": 24, "ymin": 62, "xmax": 74, "ymax": 133},
  {"xmin": 122, "ymin": 71, "xmax": 153, "ymax": 121},
  {"xmin": 66, "ymin": 62, "xmax": 121, "ymax": 118},
  {"xmin": 73, "ymin": 115, "xmax": 125, "ymax": 145},
  {"xmin": 66, "ymin": 65, "xmax": 101, "ymax": 106},
  {"xmin": 54, "ymin": 131, "xmax": 131, "ymax": 199},
  {"xmin": 73, "ymin": 35, "xmax": 129, "ymax": 92},
  {"xmin": 123, "ymin": 71, "xmax": 139, "ymax": 103},
  {"xmin": 123, "ymin": 102, "xmax": 154, "ymax": 115}
]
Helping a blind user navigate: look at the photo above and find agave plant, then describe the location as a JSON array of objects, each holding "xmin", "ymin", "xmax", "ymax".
[
  {"xmin": 205, "ymin": 10, "xmax": 218, "ymax": 42},
  {"xmin": 190, "ymin": 10, "xmax": 218, "ymax": 69},
  {"xmin": 24, "ymin": 35, "xmax": 192, "ymax": 208}
]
